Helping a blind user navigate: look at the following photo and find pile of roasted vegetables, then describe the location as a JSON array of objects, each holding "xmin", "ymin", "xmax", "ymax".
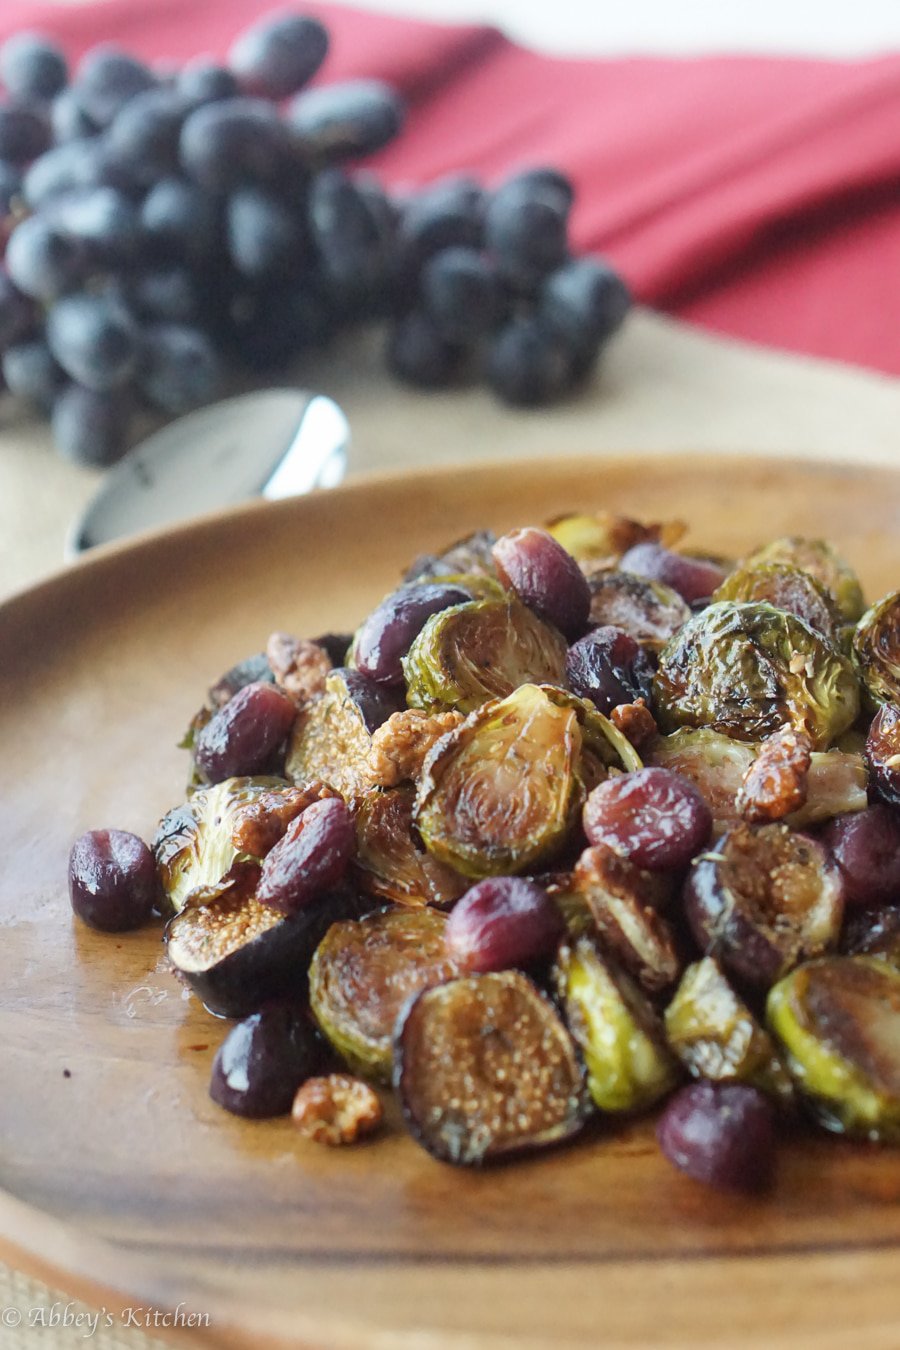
[{"xmin": 68, "ymin": 511, "xmax": 900, "ymax": 1188}]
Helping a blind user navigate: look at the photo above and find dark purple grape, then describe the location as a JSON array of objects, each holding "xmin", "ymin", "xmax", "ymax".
[
  {"xmin": 131, "ymin": 266, "xmax": 202, "ymax": 324},
  {"xmin": 176, "ymin": 60, "xmax": 239, "ymax": 107},
  {"xmin": 657, "ymin": 1081, "xmax": 777, "ymax": 1192},
  {"xmin": 485, "ymin": 179, "xmax": 570, "ymax": 289},
  {"xmin": 47, "ymin": 293, "xmax": 138, "ymax": 391},
  {"xmin": 620, "ymin": 542, "xmax": 727, "ymax": 605},
  {"xmin": 312, "ymin": 632, "xmax": 353, "ymax": 666},
  {"xmin": 7, "ymin": 215, "xmax": 88, "ymax": 300},
  {"xmin": 566, "ymin": 625, "xmax": 655, "ymax": 714},
  {"xmin": 23, "ymin": 140, "xmax": 106, "ymax": 208},
  {"xmin": 539, "ymin": 257, "xmax": 632, "ymax": 352},
  {"xmin": 333, "ymin": 667, "xmax": 403, "ymax": 733},
  {"xmin": 2, "ymin": 338, "xmax": 64, "ymax": 410},
  {"xmin": 395, "ymin": 176, "xmax": 484, "ymax": 283},
  {"xmin": 140, "ymin": 176, "xmax": 220, "ymax": 263},
  {"xmin": 51, "ymin": 90, "xmax": 98, "ymax": 143},
  {"xmin": 180, "ymin": 98, "xmax": 291, "ymax": 191},
  {"xmin": 209, "ymin": 1001, "xmax": 322, "ymax": 1118},
  {"xmin": 0, "ymin": 33, "xmax": 68, "ymax": 102},
  {"xmin": 139, "ymin": 322, "xmax": 223, "ymax": 414},
  {"xmin": 223, "ymin": 278, "xmax": 333, "ymax": 372},
  {"xmin": 105, "ymin": 86, "xmax": 187, "ymax": 185},
  {"xmin": 229, "ymin": 12, "xmax": 329, "ymax": 99},
  {"xmin": 866, "ymin": 704, "xmax": 900, "ymax": 808},
  {"xmin": 0, "ymin": 105, "xmax": 50, "ymax": 164},
  {"xmin": 584, "ymin": 768, "xmax": 712, "ymax": 871},
  {"xmin": 445, "ymin": 877, "xmax": 564, "ymax": 973},
  {"xmin": 0, "ymin": 273, "xmax": 38, "ymax": 350},
  {"xmin": 49, "ymin": 186, "xmax": 141, "ymax": 264},
  {"xmin": 492, "ymin": 526, "xmax": 590, "ymax": 640},
  {"xmin": 420, "ymin": 246, "xmax": 504, "ymax": 343},
  {"xmin": 52, "ymin": 384, "xmax": 134, "ymax": 467},
  {"xmin": 207, "ymin": 651, "xmax": 274, "ymax": 707},
  {"xmin": 386, "ymin": 309, "xmax": 467, "ymax": 389},
  {"xmin": 501, "ymin": 166, "xmax": 574, "ymax": 211},
  {"xmin": 193, "ymin": 680, "xmax": 296, "ymax": 783},
  {"xmin": 355, "ymin": 582, "xmax": 470, "ymax": 685},
  {"xmin": 226, "ymin": 185, "xmax": 305, "ymax": 280},
  {"xmin": 257, "ymin": 798, "xmax": 354, "ymax": 915},
  {"xmin": 68, "ymin": 828, "xmax": 158, "ymax": 931},
  {"xmin": 0, "ymin": 160, "xmax": 21, "ymax": 217},
  {"xmin": 486, "ymin": 316, "xmax": 576, "ymax": 406},
  {"xmin": 75, "ymin": 46, "xmax": 156, "ymax": 126},
  {"xmin": 823, "ymin": 805, "xmax": 900, "ymax": 907},
  {"xmin": 308, "ymin": 168, "xmax": 393, "ymax": 298},
  {"xmin": 288, "ymin": 79, "xmax": 405, "ymax": 161}
]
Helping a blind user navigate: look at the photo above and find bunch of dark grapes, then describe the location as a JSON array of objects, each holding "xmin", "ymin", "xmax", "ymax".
[{"xmin": 0, "ymin": 13, "xmax": 632, "ymax": 468}]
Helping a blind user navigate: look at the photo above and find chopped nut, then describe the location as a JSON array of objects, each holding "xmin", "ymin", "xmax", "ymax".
[
  {"xmin": 230, "ymin": 781, "xmax": 339, "ymax": 857},
  {"xmin": 366, "ymin": 708, "xmax": 464, "ymax": 788},
  {"xmin": 266, "ymin": 632, "xmax": 332, "ymax": 705},
  {"xmin": 292, "ymin": 1074, "xmax": 383, "ymax": 1146},
  {"xmin": 610, "ymin": 698, "xmax": 658, "ymax": 753},
  {"xmin": 736, "ymin": 725, "xmax": 812, "ymax": 824}
]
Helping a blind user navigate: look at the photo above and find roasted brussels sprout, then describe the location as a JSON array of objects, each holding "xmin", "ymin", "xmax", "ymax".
[
  {"xmin": 685, "ymin": 823, "xmax": 844, "ymax": 989},
  {"xmin": 353, "ymin": 786, "xmax": 467, "ymax": 908},
  {"xmin": 414, "ymin": 684, "xmax": 581, "ymax": 878},
  {"xmin": 664, "ymin": 957, "xmax": 793, "ymax": 1101},
  {"xmin": 852, "ymin": 592, "xmax": 900, "ymax": 709},
  {"xmin": 545, "ymin": 513, "xmax": 685, "ymax": 567},
  {"xmin": 573, "ymin": 847, "xmax": 681, "ymax": 995},
  {"xmin": 653, "ymin": 601, "xmax": 859, "ymax": 750},
  {"xmin": 539, "ymin": 685, "xmax": 643, "ymax": 772},
  {"xmin": 284, "ymin": 668, "xmax": 401, "ymax": 798},
  {"xmin": 556, "ymin": 938, "xmax": 679, "ymax": 1113},
  {"xmin": 741, "ymin": 536, "xmax": 864, "ymax": 623},
  {"xmin": 586, "ymin": 571, "xmax": 691, "ymax": 651},
  {"xmin": 712, "ymin": 562, "xmax": 840, "ymax": 642},
  {"xmin": 309, "ymin": 906, "xmax": 458, "ymax": 1081},
  {"xmin": 393, "ymin": 970, "xmax": 585, "ymax": 1164},
  {"xmin": 767, "ymin": 956, "xmax": 900, "ymax": 1142},
  {"xmin": 866, "ymin": 703, "xmax": 900, "ymax": 806},
  {"xmin": 403, "ymin": 596, "xmax": 567, "ymax": 714},
  {"xmin": 403, "ymin": 528, "xmax": 498, "ymax": 583}
]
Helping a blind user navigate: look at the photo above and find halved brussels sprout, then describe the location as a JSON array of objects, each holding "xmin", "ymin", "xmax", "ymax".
[
  {"xmin": 852, "ymin": 592, "xmax": 900, "ymax": 709},
  {"xmin": 403, "ymin": 597, "xmax": 567, "ymax": 714},
  {"xmin": 545, "ymin": 513, "xmax": 685, "ymax": 566},
  {"xmin": 284, "ymin": 668, "xmax": 400, "ymax": 798},
  {"xmin": 712, "ymin": 562, "xmax": 840, "ymax": 643},
  {"xmin": 741, "ymin": 536, "xmax": 864, "ymax": 622},
  {"xmin": 653, "ymin": 601, "xmax": 859, "ymax": 750},
  {"xmin": 586, "ymin": 572, "xmax": 691, "ymax": 651},
  {"xmin": 556, "ymin": 938, "xmax": 679, "ymax": 1114},
  {"xmin": 664, "ymin": 957, "xmax": 793, "ymax": 1102},
  {"xmin": 414, "ymin": 684, "xmax": 581, "ymax": 878},
  {"xmin": 403, "ymin": 529, "xmax": 498, "ymax": 583},
  {"xmin": 767, "ymin": 956, "xmax": 900, "ymax": 1142},
  {"xmin": 353, "ymin": 787, "xmax": 468, "ymax": 908},
  {"xmin": 309, "ymin": 907, "xmax": 458, "ymax": 1081},
  {"xmin": 539, "ymin": 685, "xmax": 643, "ymax": 773}
]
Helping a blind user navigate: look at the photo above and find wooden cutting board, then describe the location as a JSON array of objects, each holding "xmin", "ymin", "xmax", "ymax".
[{"xmin": 2, "ymin": 453, "xmax": 900, "ymax": 1350}]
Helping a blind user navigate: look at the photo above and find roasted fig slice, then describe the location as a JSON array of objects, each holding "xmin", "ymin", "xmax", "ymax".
[
  {"xmin": 664, "ymin": 957, "xmax": 793, "ymax": 1102},
  {"xmin": 414, "ymin": 683, "xmax": 581, "ymax": 878},
  {"xmin": 285, "ymin": 668, "xmax": 402, "ymax": 799},
  {"xmin": 573, "ymin": 846, "xmax": 680, "ymax": 995},
  {"xmin": 586, "ymin": 571, "xmax": 691, "ymax": 651},
  {"xmin": 556, "ymin": 938, "xmax": 679, "ymax": 1114},
  {"xmin": 309, "ymin": 906, "xmax": 458, "ymax": 1081},
  {"xmin": 684, "ymin": 823, "xmax": 844, "ymax": 989},
  {"xmin": 767, "ymin": 956, "xmax": 900, "ymax": 1142},
  {"xmin": 353, "ymin": 787, "xmax": 467, "ymax": 908},
  {"xmin": 393, "ymin": 970, "xmax": 584, "ymax": 1164},
  {"xmin": 852, "ymin": 591, "xmax": 900, "ymax": 709}
]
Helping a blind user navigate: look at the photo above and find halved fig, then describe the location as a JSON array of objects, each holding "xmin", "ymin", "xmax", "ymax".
[
  {"xmin": 840, "ymin": 901, "xmax": 900, "ymax": 970},
  {"xmin": 684, "ymin": 823, "xmax": 844, "ymax": 989},
  {"xmin": 767, "ymin": 956, "xmax": 900, "ymax": 1142},
  {"xmin": 285, "ymin": 668, "xmax": 402, "ymax": 799},
  {"xmin": 556, "ymin": 938, "xmax": 679, "ymax": 1114},
  {"xmin": 414, "ymin": 683, "xmax": 581, "ymax": 878},
  {"xmin": 664, "ymin": 957, "xmax": 793, "ymax": 1102},
  {"xmin": 353, "ymin": 787, "xmax": 467, "ymax": 908},
  {"xmin": 309, "ymin": 907, "xmax": 458, "ymax": 1082},
  {"xmin": 573, "ymin": 846, "xmax": 680, "ymax": 995},
  {"xmin": 393, "ymin": 970, "xmax": 584, "ymax": 1164},
  {"xmin": 586, "ymin": 571, "xmax": 691, "ymax": 651}
]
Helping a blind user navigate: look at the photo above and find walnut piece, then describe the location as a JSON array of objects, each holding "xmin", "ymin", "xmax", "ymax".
[
  {"xmin": 610, "ymin": 698, "xmax": 658, "ymax": 753},
  {"xmin": 292, "ymin": 1074, "xmax": 383, "ymax": 1146},
  {"xmin": 230, "ymin": 781, "xmax": 339, "ymax": 858},
  {"xmin": 266, "ymin": 632, "xmax": 332, "ymax": 705},
  {"xmin": 366, "ymin": 708, "xmax": 464, "ymax": 788},
  {"xmin": 736, "ymin": 725, "xmax": 812, "ymax": 824}
]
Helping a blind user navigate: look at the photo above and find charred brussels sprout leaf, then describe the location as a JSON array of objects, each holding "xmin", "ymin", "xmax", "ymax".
[
  {"xmin": 309, "ymin": 907, "xmax": 458, "ymax": 1081},
  {"xmin": 403, "ymin": 597, "xmax": 567, "ymax": 714},
  {"xmin": 556, "ymin": 938, "xmax": 679, "ymax": 1114},
  {"xmin": 414, "ymin": 684, "xmax": 581, "ymax": 878},
  {"xmin": 852, "ymin": 592, "xmax": 900, "ymax": 709},
  {"xmin": 767, "ymin": 956, "xmax": 900, "ymax": 1142},
  {"xmin": 587, "ymin": 571, "xmax": 691, "ymax": 651},
  {"xmin": 742, "ymin": 536, "xmax": 864, "ymax": 623},
  {"xmin": 284, "ymin": 668, "xmax": 400, "ymax": 798},
  {"xmin": 712, "ymin": 562, "xmax": 841, "ymax": 643},
  {"xmin": 653, "ymin": 601, "xmax": 859, "ymax": 750},
  {"xmin": 353, "ymin": 786, "xmax": 468, "ymax": 908},
  {"xmin": 394, "ymin": 970, "xmax": 585, "ymax": 1164}
]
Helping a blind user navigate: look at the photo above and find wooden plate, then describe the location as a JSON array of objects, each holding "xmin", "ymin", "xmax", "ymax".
[{"xmin": 3, "ymin": 453, "xmax": 900, "ymax": 1350}]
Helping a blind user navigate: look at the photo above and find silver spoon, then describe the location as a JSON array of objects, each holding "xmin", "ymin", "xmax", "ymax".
[{"xmin": 66, "ymin": 388, "xmax": 349, "ymax": 557}]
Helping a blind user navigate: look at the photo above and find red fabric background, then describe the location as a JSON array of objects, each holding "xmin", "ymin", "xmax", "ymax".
[{"xmin": 3, "ymin": 0, "xmax": 899, "ymax": 374}]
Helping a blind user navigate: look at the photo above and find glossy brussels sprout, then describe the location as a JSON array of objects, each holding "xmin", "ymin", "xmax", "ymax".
[
  {"xmin": 556, "ymin": 938, "xmax": 679, "ymax": 1114},
  {"xmin": 587, "ymin": 571, "xmax": 691, "ymax": 651},
  {"xmin": 741, "ymin": 536, "xmax": 864, "ymax": 622},
  {"xmin": 653, "ymin": 601, "xmax": 859, "ymax": 750},
  {"xmin": 353, "ymin": 786, "xmax": 467, "ymax": 908},
  {"xmin": 414, "ymin": 684, "xmax": 581, "ymax": 878},
  {"xmin": 545, "ymin": 512, "xmax": 685, "ymax": 567},
  {"xmin": 767, "ymin": 956, "xmax": 900, "ymax": 1142},
  {"xmin": 403, "ymin": 596, "xmax": 567, "ymax": 714},
  {"xmin": 309, "ymin": 906, "xmax": 458, "ymax": 1081},
  {"xmin": 403, "ymin": 528, "xmax": 498, "ymax": 583},
  {"xmin": 284, "ymin": 668, "xmax": 401, "ymax": 798},
  {"xmin": 664, "ymin": 957, "xmax": 793, "ymax": 1102},
  {"xmin": 712, "ymin": 562, "xmax": 841, "ymax": 643},
  {"xmin": 539, "ymin": 685, "xmax": 643, "ymax": 772},
  {"xmin": 852, "ymin": 591, "xmax": 900, "ymax": 709}
]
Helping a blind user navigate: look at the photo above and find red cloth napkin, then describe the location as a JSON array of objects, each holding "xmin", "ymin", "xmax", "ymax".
[{"xmin": 4, "ymin": 0, "xmax": 900, "ymax": 375}]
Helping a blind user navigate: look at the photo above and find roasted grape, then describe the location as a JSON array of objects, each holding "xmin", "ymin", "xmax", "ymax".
[
  {"xmin": 492, "ymin": 526, "xmax": 590, "ymax": 640},
  {"xmin": 354, "ymin": 583, "xmax": 471, "ymax": 685},
  {"xmin": 193, "ymin": 681, "xmax": 297, "ymax": 784},
  {"xmin": 566, "ymin": 626, "xmax": 655, "ymax": 714},
  {"xmin": 68, "ymin": 828, "xmax": 158, "ymax": 931},
  {"xmin": 620, "ymin": 541, "xmax": 726, "ymax": 605},
  {"xmin": 445, "ymin": 877, "xmax": 564, "ymax": 973},
  {"xmin": 256, "ymin": 798, "xmax": 354, "ymax": 914},
  {"xmin": 210, "ymin": 1001, "xmax": 322, "ymax": 1118},
  {"xmin": 657, "ymin": 1081, "xmax": 777, "ymax": 1192},
  {"xmin": 583, "ymin": 768, "xmax": 712, "ymax": 871},
  {"xmin": 823, "ymin": 805, "xmax": 900, "ymax": 907}
]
